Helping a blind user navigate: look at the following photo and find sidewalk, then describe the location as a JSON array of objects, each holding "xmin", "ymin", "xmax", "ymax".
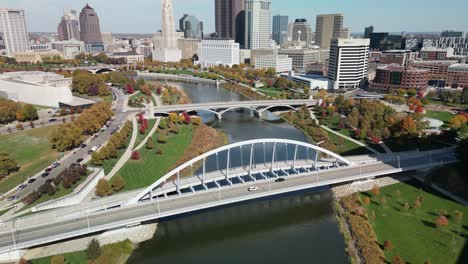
[{"xmin": 320, "ymin": 125, "xmax": 381, "ymax": 155}]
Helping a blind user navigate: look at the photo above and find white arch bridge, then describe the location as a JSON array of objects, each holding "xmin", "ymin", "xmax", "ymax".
[
  {"xmin": 127, "ymin": 138, "xmax": 353, "ymax": 204},
  {"xmin": 0, "ymin": 139, "xmax": 457, "ymax": 257},
  {"xmin": 152, "ymin": 99, "xmax": 317, "ymax": 119}
]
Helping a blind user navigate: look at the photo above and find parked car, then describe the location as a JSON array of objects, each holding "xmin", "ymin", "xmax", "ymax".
[
  {"xmin": 48, "ymin": 118, "xmax": 57, "ymax": 122},
  {"xmin": 76, "ymin": 158, "xmax": 84, "ymax": 163},
  {"xmin": 7, "ymin": 196, "xmax": 18, "ymax": 202},
  {"xmin": 248, "ymin": 186, "xmax": 259, "ymax": 192},
  {"xmin": 275, "ymin": 178, "xmax": 286, "ymax": 183},
  {"xmin": 80, "ymin": 144, "xmax": 87, "ymax": 148},
  {"xmin": 41, "ymin": 172, "xmax": 49, "ymax": 178},
  {"xmin": 52, "ymin": 162, "xmax": 60, "ymax": 168},
  {"xmin": 45, "ymin": 167, "xmax": 53, "ymax": 173},
  {"xmin": 18, "ymin": 184, "xmax": 27, "ymax": 190},
  {"xmin": 28, "ymin": 178, "xmax": 36, "ymax": 184}
]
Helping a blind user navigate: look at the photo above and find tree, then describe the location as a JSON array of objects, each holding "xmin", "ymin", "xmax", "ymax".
[
  {"xmin": 400, "ymin": 116, "xmax": 418, "ymax": 136},
  {"xmin": 414, "ymin": 199, "xmax": 422, "ymax": 209},
  {"xmin": 363, "ymin": 197, "xmax": 371, "ymax": 206},
  {"xmin": 95, "ymin": 179, "xmax": 113, "ymax": 197},
  {"xmin": 131, "ymin": 151, "xmax": 141, "ymax": 160},
  {"xmin": 146, "ymin": 137, "xmax": 154, "ymax": 149},
  {"xmin": 384, "ymin": 240, "xmax": 393, "ymax": 251},
  {"xmin": 51, "ymin": 255, "xmax": 65, "ymax": 264},
  {"xmin": 91, "ymin": 151, "xmax": 103, "ymax": 166},
  {"xmin": 347, "ymin": 108, "xmax": 360, "ymax": 128},
  {"xmin": 380, "ymin": 197, "xmax": 387, "ymax": 206},
  {"xmin": 436, "ymin": 215, "xmax": 449, "ymax": 228},
  {"xmin": 16, "ymin": 123, "xmax": 23, "ymax": 130},
  {"xmin": 86, "ymin": 239, "xmax": 102, "ymax": 259},
  {"xmin": 403, "ymin": 202, "xmax": 410, "ymax": 211},
  {"xmin": 453, "ymin": 210, "xmax": 464, "ymax": 223},
  {"xmin": 392, "ymin": 254, "xmax": 404, "ymax": 264},
  {"xmin": 111, "ymin": 175, "xmax": 126, "ymax": 192},
  {"xmin": 449, "ymin": 114, "xmax": 467, "ymax": 130},
  {"xmin": 0, "ymin": 152, "xmax": 18, "ymax": 178},
  {"xmin": 22, "ymin": 104, "xmax": 38, "ymax": 120},
  {"xmin": 159, "ymin": 118, "xmax": 168, "ymax": 129},
  {"xmin": 157, "ymin": 133, "xmax": 167, "ymax": 143},
  {"xmin": 371, "ymin": 185, "xmax": 380, "ymax": 197}
]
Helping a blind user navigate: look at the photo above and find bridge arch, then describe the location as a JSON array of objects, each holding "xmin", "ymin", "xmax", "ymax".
[{"xmin": 126, "ymin": 138, "xmax": 353, "ymax": 205}]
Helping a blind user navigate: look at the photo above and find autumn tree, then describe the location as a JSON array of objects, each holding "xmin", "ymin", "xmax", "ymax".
[
  {"xmin": 51, "ymin": 255, "xmax": 65, "ymax": 264},
  {"xmin": 131, "ymin": 151, "xmax": 140, "ymax": 160},
  {"xmin": 111, "ymin": 175, "xmax": 126, "ymax": 192},
  {"xmin": 0, "ymin": 152, "xmax": 18, "ymax": 177},
  {"xmin": 363, "ymin": 197, "xmax": 371, "ymax": 206},
  {"xmin": 380, "ymin": 197, "xmax": 387, "ymax": 206},
  {"xmin": 146, "ymin": 137, "xmax": 154, "ymax": 149},
  {"xmin": 371, "ymin": 185, "xmax": 380, "ymax": 197},
  {"xmin": 453, "ymin": 210, "xmax": 464, "ymax": 223},
  {"xmin": 383, "ymin": 240, "xmax": 393, "ymax": 251},
  {"xmin": 392, "ymin": 254, "xmax": 404, "ymax": 264},
  {"xmin": 449, "ymin": 114, "xmax": 467, "ymax": 130},
  {"xmin": 95, "ymin": 179, "xmax": 113, "ymax": 197},
  {"xmin": 435, "ymin": 215, "xmax": 449, "ymax": 228}
]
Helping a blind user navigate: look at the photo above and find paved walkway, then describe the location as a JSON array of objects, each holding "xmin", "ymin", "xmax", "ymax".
[
  {"xmin": 104, "ymin": 116, "xmax": 139, "ymax": 182},
  {"xmin": 320, "ymin": 125, "xmax": 381, "ymax": 155}
]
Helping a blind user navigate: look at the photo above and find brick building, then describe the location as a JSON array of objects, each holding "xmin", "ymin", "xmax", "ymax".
[{"xmin": 369, "ymin": 64, "xmax": 428, "ymax": 93}]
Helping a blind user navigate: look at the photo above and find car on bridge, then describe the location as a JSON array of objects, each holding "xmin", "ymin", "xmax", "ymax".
[
  {"xmin": 248, "ymin": 186, "xmax": 259, "ymax": 192},
  {"xmin": 275, "ymin": 178, "xmax": 285, "ymax": 183}
]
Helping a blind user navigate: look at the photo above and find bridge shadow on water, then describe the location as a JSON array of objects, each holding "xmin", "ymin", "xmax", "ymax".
[{"xmin": 127, "ymin": 187, "xmax": 347, "ymax": 264}]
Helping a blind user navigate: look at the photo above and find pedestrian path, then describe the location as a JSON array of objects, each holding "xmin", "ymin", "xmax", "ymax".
[{"xmin": 320, "ymin": 125, "xmax": 381, "ymax": 155}]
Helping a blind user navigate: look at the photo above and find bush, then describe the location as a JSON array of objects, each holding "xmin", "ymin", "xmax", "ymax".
[
  {"xmin": 146, "ymin": 137, "xmax": 154, "ymax": 149},
  {"xmin": 131, "ymin": 151, "xmax": 140, "ymax": 160},
  {"xmin": 157, "ymin": 133, "xmax": 167, "ymax": 143},
  {"xmin": 51, "ymin": 255, "xmax": 65, "ymax": 264},
  {"xmin": 170, "ymin": 125, "xmax": 180, "ymax": 134},
  {"xmin": 86, "ymin": 239, "xmax": 102, "ymax": 260},
  {"xmin": 156, "ymin": 149, "xmax": 163, "ymax": 155}
]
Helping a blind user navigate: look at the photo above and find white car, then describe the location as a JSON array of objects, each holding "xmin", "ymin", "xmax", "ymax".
[{"xmin": 248, "ymin": 186, "xmax": 258, "ymax": 192}]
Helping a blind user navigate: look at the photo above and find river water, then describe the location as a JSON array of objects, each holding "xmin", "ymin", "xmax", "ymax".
[{"xmin": 128, "ymin": 81, "xmax": 346, "ymax": 263}]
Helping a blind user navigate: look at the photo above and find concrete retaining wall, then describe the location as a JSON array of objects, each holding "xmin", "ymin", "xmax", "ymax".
[
  {"xmin": 137, "ymin": 71, "xmax": 218, "ymax": 84},
  {"xmin": 31, "ymin": 168, "xmax": 105, "ymax": 212}
]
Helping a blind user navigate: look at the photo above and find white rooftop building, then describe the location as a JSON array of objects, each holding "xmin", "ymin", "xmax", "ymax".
[
  {"xmin": 255, "ymin": 54, "xmax": 292, "ymax": 73},
  {"xmin": 281, "ymin": 72, "xmax": 330, "ymax": 90},
  {"xmin": 197, "ymin": 39, "xmax": 240, "ymax": 68},
  {"xmin": 0, "ymin": 71, "xmax": 73, "ymax": 107}
]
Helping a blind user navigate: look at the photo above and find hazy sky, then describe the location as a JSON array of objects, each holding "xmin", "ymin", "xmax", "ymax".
[{"xmin": 2, "ymin": 0, "xmax": 468, "ymax": 34}]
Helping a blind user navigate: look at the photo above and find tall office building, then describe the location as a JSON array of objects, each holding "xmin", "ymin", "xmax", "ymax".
[
  {"xmin": 244, "ymin": 0, "xmax": 272, "ymax": 50},
  {"xmin": 0, "ymin": 9, "xmax": 29, "ymax": 56},
  {"xmin": 315, "ymin": 14, "xmax": 343, "ymax": 49},
  {"xmin": 328, "ymin": 38, "xmax": 370, "ymax": 90},
  {"xmin": 364, "ymin": 26, "xmax": 374, "ymax": 38},
  {"xmin": 215, "ymin": 0, "xmax": 245, "ymax": 45},
  {"xmin": 179, "ymin": 14, "xmax": 203, "ymax": 39},
  {"xmin": 57, "ymin": 9, "xmax": 80, "ymax": 41},
  {"xmin": 291, "ymin": 19, "xmax": 312, "ymax": 45},
  {"xmin": 153, "ymin": 0, "xmax": 182, "ymax": 62},
  {"xmin": 79, "ymin": 4, "xmax": 102, "ymax": 43},
  {"xmin": 272, "ymin": 15, "xmax": 288, "ymax": 45}
]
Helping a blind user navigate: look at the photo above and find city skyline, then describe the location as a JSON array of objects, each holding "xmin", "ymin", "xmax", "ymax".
[{"xmin": 1, "ymin": 0, "xmax": 467, "ymax": 34}]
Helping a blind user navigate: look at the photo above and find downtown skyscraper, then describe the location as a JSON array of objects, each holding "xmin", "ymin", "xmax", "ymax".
[
  {"xmin": 315, "ymin": 14, "xmax": 344, "ymax": 49},
  {"xmin": 272, "ymin": 15, "xmax": 288, "ymax": 45},
  {"xmin": 58, "ymin": 9, "xmax": 80, "ymax": 41},
  {"xmin": 244, "ymin": 0, "xmax": 271, "ymax": 50},
  {"xmin": 79, "ymin": 4, "xmax": 103, "ymax": 52},
  {"xmin": 152, "ymin": 0, "xmax": 182, "ymax": 62},
  {"xmin": 0, "ymin": 8, "xmax": 29, "ymax": 56},
  {"xmin": 215, "ymin": 0, "xmax": 245, "ymax": 46}
]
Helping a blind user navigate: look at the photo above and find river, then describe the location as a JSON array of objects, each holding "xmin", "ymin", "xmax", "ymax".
[{"xmin": 128, "ymin": 81, "xmax": 346, "ymax": 263}]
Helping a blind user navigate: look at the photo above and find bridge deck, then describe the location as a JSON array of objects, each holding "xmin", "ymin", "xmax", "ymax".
[{"xmin": 0, "ymin": 151, "xmax": 456, "ymax": 253}]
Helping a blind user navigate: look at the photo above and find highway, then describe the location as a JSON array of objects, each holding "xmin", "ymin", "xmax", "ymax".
[
  {"xmin": 0, "ymin": 151, "xmax": 456, "ymax": 252},
  {"xmin": 2, "ymin": 87, "xmax": 131, "ymax": 204}
]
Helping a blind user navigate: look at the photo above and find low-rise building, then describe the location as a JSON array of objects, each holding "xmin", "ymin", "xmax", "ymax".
[
  {"xmin": 369, "ymin": 64, "xmax": 429, "ymax": 93},
  {"xmin": 281, "ymin": 72, "xmax": 329, "ymax": 90},
  {"xmin": 13, "ymin": 50, "xmax": 63, "ymax": 63},
  {"xmin": 52, "ymin": 39, "xmax": 86, "ymax": 59},
  {"xmin": 447, "ymin": 63, "xmax": 468, "ymax": 88},
  {"xmin": 108, "ymin": 52, "xmax": 144, "ymax": 64},
  {"xmin": 379, "ymin": 50, "xmax": 418, "ymax": 66},
  {"xmin": 178, "ymin": 38, "xmax": 199, "ymax": 60},
  {"xmin": 255, "ymin": 54, "xmax": 292, "ymax": 73},
  {"xmin": 410, "ymin": 60, "xmax": 456, "ymax": 85},
  {"xmin": 278, "ymin": 48, "xmax": 329, "ymax": 73},
  {"xmin": 0, "ymin": 71, "xmax": 73, "ymax": 107},
  {"xmin": 197, "ymin": 39, "xmax": 239, "ymax": 67},
  {"xmin": 419, "ymin": 47, "xmax": 454, "ymax": 60}
]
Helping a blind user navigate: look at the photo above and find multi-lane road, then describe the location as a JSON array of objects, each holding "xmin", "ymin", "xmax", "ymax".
[
  {"xmin": 0, "ymin": 151, "xmax": 457, "ymax": 253},
  {"xmin": 2, "ymin": 87, "xmax": 131, "ymax": 205}
]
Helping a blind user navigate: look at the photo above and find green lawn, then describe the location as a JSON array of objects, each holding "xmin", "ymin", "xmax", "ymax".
[
  {"xmin": 118, "ymin": 125, "xmax": 194, "ymax": 191},
  {"xmin": 425, "ymin": 110, "xmax": 454, "ymax": 123},
  {"xmin": 361, "ymin": 180, "xmax": 468, "ymax": 264},
  {"xmin": 73, "ymin": 92, "xmax": 113, "ymax": 103},
  {"xmin": 428, "ymin": 99, "xmax": 467, "ymax": 109},
  {"xmin": 134, "ymin": 119, "xmax": 157, "ymax": 148},
  {"xmin": 0, "ymin": 126, "xmax": 59, "ymax": 194},
  {"xmin": 30, "ymin": 240, "xmax": 133, "ymax": 264},
  {"xmin": 325, "ymin": 129, "xmax": 372, "ymax": 156}
]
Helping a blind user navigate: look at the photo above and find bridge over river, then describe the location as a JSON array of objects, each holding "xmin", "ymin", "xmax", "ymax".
[{"xmin": 0, "ymin": 139, "xmax": 457, "ymax": 256}]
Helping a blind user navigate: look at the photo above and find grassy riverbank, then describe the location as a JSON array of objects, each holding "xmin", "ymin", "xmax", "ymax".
[
  {"xmin": 341, "ymin": 179, "xmax": 468, "ymax": 264},
  {"xmin": 118, "ymin": 123, "xmax": 225, "ymax": 191},
  {"xmin": 0, "ymin": 126, "xmax": 59, "ymax": 194},
  {"xmin": 30, "ymin": 240, "xmax": 134, "ymax": 264}
]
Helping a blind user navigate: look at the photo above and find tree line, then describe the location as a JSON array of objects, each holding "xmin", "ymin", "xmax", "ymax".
[
  {"xmin": 49, "ymin": 102, "xmax": 113, "ymax": 152},
  {"xmin": 91, "ymin": 121, "xmax": 132, "ymax": 166},
  {"xmin": 0, "ymin": 98, "xmax": 38, "ymax": 124}
]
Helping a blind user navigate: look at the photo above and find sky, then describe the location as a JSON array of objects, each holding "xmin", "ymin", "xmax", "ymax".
[{"xmin": 1, "ymin": 0, "xmax": 468, "ymax": 34}]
